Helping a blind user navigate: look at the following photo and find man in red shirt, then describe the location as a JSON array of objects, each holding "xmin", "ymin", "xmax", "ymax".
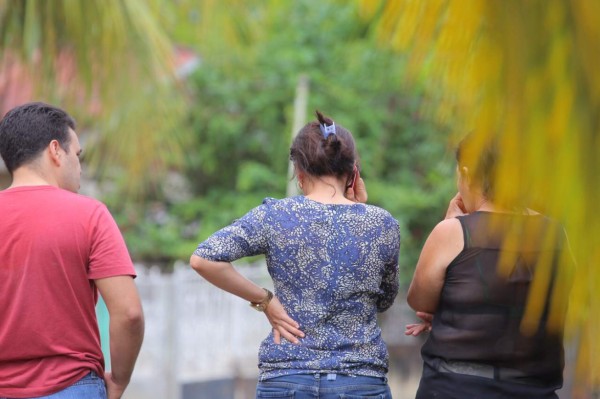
[{"xmin": 0, "ymin": 102, "xmax": 144, "ymax": 399}]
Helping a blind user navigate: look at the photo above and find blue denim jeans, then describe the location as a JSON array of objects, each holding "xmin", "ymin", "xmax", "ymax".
[
  {"xmin": 256, "ymin": 373, "xmax": 392, "ymax": 398},
  {"xmin": 0, "ymin": 372, "xmax": 107, "ymax": 399}
]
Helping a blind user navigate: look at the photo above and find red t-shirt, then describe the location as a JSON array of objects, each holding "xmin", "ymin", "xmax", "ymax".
[{"xmin": 0, "ymin": 185, "xmax": 136, "ymax": 397}]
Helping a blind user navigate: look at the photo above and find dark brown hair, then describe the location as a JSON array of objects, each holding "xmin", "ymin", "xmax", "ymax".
[
  {"xmin": 0, "ymin": 102, "xmax": 76, "ymax": 174},
  {"xmin": 290, "ymin": 110, "xmax": 357, "ymax": 185}
]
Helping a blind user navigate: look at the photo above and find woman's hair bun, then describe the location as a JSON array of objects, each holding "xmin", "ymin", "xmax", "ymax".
[{"xmin": 290, "ymin": 110, "xmax": 358, "ymax": 180}]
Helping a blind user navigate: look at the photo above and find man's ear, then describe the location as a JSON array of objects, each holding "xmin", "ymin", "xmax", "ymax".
[{"xmin": 48, "ymin": 140, "xmax": 62, "ymax": 166}]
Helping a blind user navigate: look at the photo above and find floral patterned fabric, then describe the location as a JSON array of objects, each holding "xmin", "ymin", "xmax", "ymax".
[{"xmin": 194, "ymin": 196, "xmax": 400, "ymax": 379}]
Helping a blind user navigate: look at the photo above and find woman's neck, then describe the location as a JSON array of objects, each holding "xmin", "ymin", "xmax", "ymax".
[
  {"xmin": 473, "ymin": 198, "xmax": 494, "ymax": 212},
  {"xmin": 302, "ymin": 175, "xmax": 354, "ymax": 205},
  {"xmin": 472, "ymin": 198, "xmax": 534, "ymax": 215}
]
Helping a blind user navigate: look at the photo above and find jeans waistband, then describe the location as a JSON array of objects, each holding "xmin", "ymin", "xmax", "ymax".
[{"xmin": 262, "ymin": 373, "xmax": 387, "ymax": 384}]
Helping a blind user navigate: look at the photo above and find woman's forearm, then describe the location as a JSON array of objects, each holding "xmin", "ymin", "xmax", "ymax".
[{"xmin": 190, "ymin": 255, "xmax": 267, "ymax": 303}]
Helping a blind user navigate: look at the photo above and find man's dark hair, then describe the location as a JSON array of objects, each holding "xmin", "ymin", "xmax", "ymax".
[{"xmin": 0, "ymin": 102, "xmax": 76, "ymax": 174}]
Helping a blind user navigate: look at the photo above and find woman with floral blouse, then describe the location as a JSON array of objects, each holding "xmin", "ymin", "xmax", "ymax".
[{"xmin": 190, "ymin": 110, "xmax": 400, "ymax": 399}]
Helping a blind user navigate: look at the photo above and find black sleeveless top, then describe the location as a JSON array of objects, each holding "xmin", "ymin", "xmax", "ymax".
[{"xmin": 421, "ymin": 211, "xmax": 567, "ymax": 387}]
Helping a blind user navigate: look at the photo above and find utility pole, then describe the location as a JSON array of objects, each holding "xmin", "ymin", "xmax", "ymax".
[{"xmin": 286, "ymin": 74, "xmax": 309, "ymax": 197}]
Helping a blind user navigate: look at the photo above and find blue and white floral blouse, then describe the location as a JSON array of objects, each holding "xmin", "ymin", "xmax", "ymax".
[{"xmin": 194, "ymin": 196, "xmax": 401, "ymax": 379}]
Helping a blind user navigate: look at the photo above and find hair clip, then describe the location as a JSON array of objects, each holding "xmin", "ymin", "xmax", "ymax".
[{"xmin": 319, "ymin": 122, "xmax": 336, "ymax": 138}]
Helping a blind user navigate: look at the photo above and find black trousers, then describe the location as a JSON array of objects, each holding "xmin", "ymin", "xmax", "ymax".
[{"xmin": 415, "ymin": 363, "xmax": 560, "ymax": 399}]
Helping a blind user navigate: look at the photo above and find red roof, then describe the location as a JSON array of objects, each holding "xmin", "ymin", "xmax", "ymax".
[{"xmin": 0, "ymin": 47, "xmax": 200, "ymax": 117}]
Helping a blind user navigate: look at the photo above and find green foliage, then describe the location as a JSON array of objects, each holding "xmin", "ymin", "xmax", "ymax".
[
  {"xmin": 108, "ymin": 0, "xmax": 456, "ymax": 284},
  {"xmin": 184, "ymin": 62, "xmax": 292, "ymax": 196}
]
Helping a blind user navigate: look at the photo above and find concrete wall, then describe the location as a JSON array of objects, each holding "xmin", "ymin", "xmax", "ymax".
[{"xmin": 123, "ymin": 262, "xmax": 424, "ymax": 399}]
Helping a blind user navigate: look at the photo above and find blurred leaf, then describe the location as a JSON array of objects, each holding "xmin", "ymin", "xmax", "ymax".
[
  {"xmin": 0, "ymin": 0, "xmax": 188, "ymax": 196},
  {"xmin": 363, "ymin": 0, "xmax": 600, "ymax": 389}
]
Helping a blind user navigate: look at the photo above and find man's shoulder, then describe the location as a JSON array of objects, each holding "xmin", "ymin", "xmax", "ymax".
[
  {"xmin": 54, "ymin": 188, "xmax": 107, "ymax": 209},
  {"xmin": 1, "ymin": 185, "xmax": 104, "ymax": 208},
  {"xmin": 37, "ymin": 187, "xmax": 112, "ymax": 219}
]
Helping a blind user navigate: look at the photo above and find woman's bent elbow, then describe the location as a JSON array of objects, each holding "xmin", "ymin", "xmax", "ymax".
[{"xmin": 190, "ymin": 254, "xmax": 207, "ymax": 274}]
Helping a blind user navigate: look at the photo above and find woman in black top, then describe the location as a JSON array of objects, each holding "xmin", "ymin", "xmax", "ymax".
[{"xmin": 406, "ymin": 135, "xmax": 572, "ymax": 398}]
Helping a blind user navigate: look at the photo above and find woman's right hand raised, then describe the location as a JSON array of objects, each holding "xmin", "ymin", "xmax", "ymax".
[
  {"xmin": 264, "ymin": 296, "xmax": 305, "ymax": 344},
  {"xmin": 445, "ymin": 192, "xmax": 467, "ymax": 219},
  {"xmin": 345, "ymin": 169, "xmax": 368, "ymax": 204}
]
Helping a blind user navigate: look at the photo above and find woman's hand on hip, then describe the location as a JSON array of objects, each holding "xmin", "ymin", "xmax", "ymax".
[{"xmin": 264, "ymin": 296, "xmax": 305, "ymax": 344}]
